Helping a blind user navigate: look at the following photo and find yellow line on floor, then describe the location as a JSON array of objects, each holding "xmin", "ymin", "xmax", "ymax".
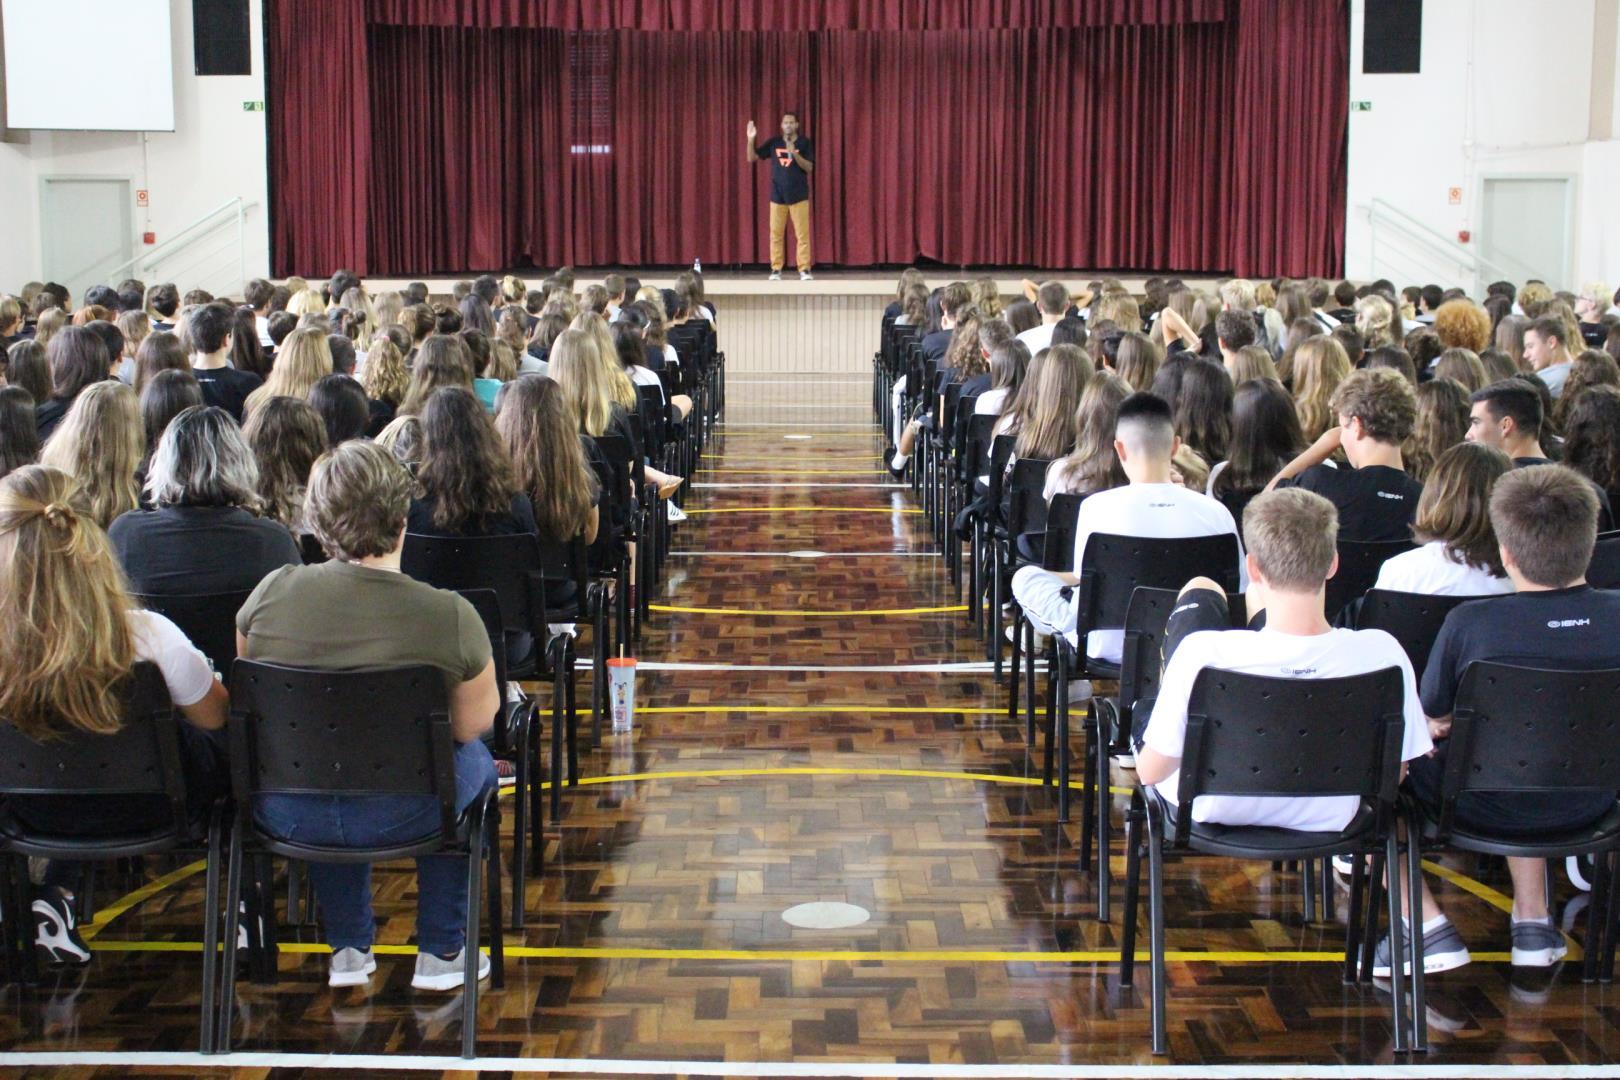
[
  {"xmin": 648, "ymin": 604, "xmax": 966, "ymax": 616},
  {"xmin": 632, "ymin": 704, "xmax": 1000, "ymax": 714},
  {"xmin": 683, "ymin": 506, "xmax": 921, "ymax": 515},
  {"xmin": 81, "ymin": 858, "xmax": 209, "ymax": 942},
  {"xmin": 554, "ymin": 765, "xmax": 1125, "ymax": 792},
  {"xmin": 81, "ymin": 940, "xmax": 1523, "ymax": 965}
]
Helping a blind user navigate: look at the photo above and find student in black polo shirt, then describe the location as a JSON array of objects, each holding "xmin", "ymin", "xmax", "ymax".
[
  {"xmin": 1376, "ymin": 465, "xmax": 1620, "ymax": 977},
  {"xmin": 1466, "ymin": 378, "xmax": 1615, "ymax": 530},
  {"xmin": 1269, "ymin": 367, "xmax": 1423, "ymax": 542}
]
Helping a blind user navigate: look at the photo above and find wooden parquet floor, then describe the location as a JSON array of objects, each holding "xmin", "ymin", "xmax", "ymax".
[{"xmin": 5, "ymin": 419, "xmax": 1620, "ymax": 1076}]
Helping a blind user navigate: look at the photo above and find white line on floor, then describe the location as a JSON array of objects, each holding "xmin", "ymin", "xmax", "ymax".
[
  {"xmin": 667, "ymin": 550, "xmax": 939, "ymax": 557},
  {"xmin": 690, "ymin": 482, "xmax": 905, "ymax": 489},
  {"xmin": 0, "ymin": 1052, "xmax": 1610, "ymax": 1077},
  {"xmin": 577, "ymin": 660, "xmax": 1036, "ymax": 673}
]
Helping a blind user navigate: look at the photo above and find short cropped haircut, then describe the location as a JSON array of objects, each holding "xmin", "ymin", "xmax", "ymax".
[
  {"xmin": 1036, "ymin": 281, "xmax": 1069, "ymax": 316},
  {"xmin": 603, "ymin": 273, "xmax": 627, "ymax": 300},
  {"xmin": 1114, "ymin": 391, "xmax": 1175, "ymax": 458},
  {"xmin": 1489, "ymin": 465, "xmax": 1599, "ymax": 588},
  {"xmin": 1215, "ymin": 309, "xmax": 1255, "ymax": 350},
  {"xmin": 1328, "ymin": 366, "xmax": 1416, "ymax": 443},
  {"xmin": 243, "ymin": 278, "xmax": 274, "ymax": 310},
  {"xmin": 1471, "ymin": 379, "xmax": 1543, "ymax": 440},
  {"xmin": 305, "ymin": 440, "xmax": 415, "ymax": 562},
  {"xmin": 187, "ymin": 302, "xmax": 235, "ymax": 354},
  {"xmin": 1242, "ymin": 487, "xmax": 1339, "ymax": 593},
  {"xmin": 1528, "ymin": 314, "xmax": 1569, "ymax": 351},
  {"xmin": 146, "ymin": 283, "xmax": 180, "ymax": 318}
]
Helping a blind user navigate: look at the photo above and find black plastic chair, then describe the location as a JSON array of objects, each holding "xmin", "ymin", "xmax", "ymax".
[
  {"xmin": 1086, "ymin": 585, "xmax": 1246, "ymax": 923},
  {"xmin": 0, "ymin": 663, "xmax": 227, "ymax": 1052},
  {"xmin": 1589, "ymin": 530, "xmax": 1620, "ymax": 589},
  {"xmin": 1117, "ymin": 667, "xmax": 1415, "ymax": 1055},
  {"xmin": 221, "ymin": 661, "xmax": 504, "ymax": 1059},
  {"xmin": 960, "ymin": 414, "xmax": 998, "ymax": 632},
  {"xmin": 1354, "ymin": 589, "xmax": 1500, "ymax": 679},
  {"xmin": 1008, "ymin": 490, "xmax": 1082, "ymax": 746},
  {"xmin": 132, "ymin": 590, "xmax": 254, "ymax": 677},
  {"xmin": 1058, "ymin": 531, "xmax": 1242, "ymax": 822},
  {"xmin": 1412, "ymin": 663, "xmax": 1620, "ymax": 994},
  {"xmin": 1325, "ymin": 539, "xmax": 1415, "ymax": 623}
]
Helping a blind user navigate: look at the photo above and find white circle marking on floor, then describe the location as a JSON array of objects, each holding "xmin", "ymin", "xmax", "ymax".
[{"xmin": 781, "ymin": 901, "xmax": 872, "ymax": 929}]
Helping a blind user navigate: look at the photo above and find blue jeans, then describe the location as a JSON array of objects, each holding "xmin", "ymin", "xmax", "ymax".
[{"xmin": 253, "ymin": 739, "xmax": 498, "ymax": 956}]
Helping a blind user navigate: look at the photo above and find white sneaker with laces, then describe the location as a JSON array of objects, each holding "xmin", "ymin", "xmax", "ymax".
[
  {"xmin": 329, "ymin": 946, "xmax": 376, "ymax": 987},
  {"xmin": 800, "ymin": 270, "xmax": 814, "ymax": 281},
  {"xmin": 412, "ymin": 947, "xmax": 492, "ymax": 991},
  {"xmin": 767, "ymin": 270, "xmax": 782, "ymax": 281}
]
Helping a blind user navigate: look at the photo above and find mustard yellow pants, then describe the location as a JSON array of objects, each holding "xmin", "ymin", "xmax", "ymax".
[{"xmin": 769, "ymin": 200, "xmax": 811, "ymax": 273}]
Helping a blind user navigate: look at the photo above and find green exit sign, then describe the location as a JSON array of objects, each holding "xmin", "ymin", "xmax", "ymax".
[
  {"xmin": 1351, "ymin": 100, "xmax": 1372, "ymax": 112},
  {"xmin": 242, "ymin": 100, "xmax": 265, "ymax": 112}
]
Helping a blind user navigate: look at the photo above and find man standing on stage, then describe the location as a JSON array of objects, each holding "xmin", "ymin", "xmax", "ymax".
[{"xmin": 745, "ymin": 112, "xmax": 815, "ymax": 281}]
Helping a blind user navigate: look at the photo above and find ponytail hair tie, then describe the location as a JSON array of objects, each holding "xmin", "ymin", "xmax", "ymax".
[{"xmin": 40, "ymin": 501, "xmax": 76, "ymax": 530}]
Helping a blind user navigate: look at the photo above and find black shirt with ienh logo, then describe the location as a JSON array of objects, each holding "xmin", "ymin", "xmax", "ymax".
[
  {"xmin": 1278, "ymin": 462, "xmax": 1423, "ymax": 542},
  {"xmin": 755, "ymin": 136, "xmax": 813, "ymax": 205}
]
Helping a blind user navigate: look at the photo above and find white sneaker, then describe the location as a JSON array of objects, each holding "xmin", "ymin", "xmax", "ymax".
[
  {"xmin": 412, "ymin": 947, "xmax": 492, "ymax": 991},
  {"xmin": 667, "ymin": 502, "xmax": 688, "ymax": 523},
  {"xmin": 800, "ymin": 270, "xmax": 814, "ymax": 281},
  {"xmin": 767, "ymin": 271, "xmax": 782, "ymax": 281},
  {"xmin": 329, "ymin": 947, "xmax": 376, "ymax": 987}
]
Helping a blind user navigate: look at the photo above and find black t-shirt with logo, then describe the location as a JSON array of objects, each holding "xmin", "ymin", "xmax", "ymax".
[
  {"xmin": 1279, "ymin": 462, "xmax": 1423, "ymax": 542},
  {"xmin": 755, "ymin": 136, "xmax": 813, "ymax": 205},
  {"xmin": 193, "ymin": 366, "xmax": 264, "ymax": 423}
]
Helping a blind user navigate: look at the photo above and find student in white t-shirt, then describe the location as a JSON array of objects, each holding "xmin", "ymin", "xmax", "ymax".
[
  {"xmin": 1374, "ymin": 441, "xmax": 1515, "ymax": 597},
  {"xmin": 1135, "ymin": 487, "xmax": 1431, "ymax": 832},
  {"xmin": 1011, "ymin": 392, "xmax": 1243, "ymax": 665},
  {"xmin": 0, "ymin": 464, "xmax": 229, "ymax": 966},
  {"xmin": 1015, "ymin": 280, "xmax": 1070, "ymax": 356}
]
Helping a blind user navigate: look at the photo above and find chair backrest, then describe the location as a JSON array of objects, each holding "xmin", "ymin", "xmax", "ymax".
[
  {"xmin": 401, "ymin": 531, "xmax": 546, "ymax": 637},
  {"xmin": 1006, "ymin": 457, "xmax": 1054, "ymax": 538},
  {"xmin": 940, "ymin": 382, "xmax": 963, "ymax": 447},
  {"xmin": 1355, "ymin": 589, "xmax": 1494, "ymax": 680},
  {"xmin": 0, "ymin": 663, "xmax": 187, "ymax": 835},
  {"xmin": 1076, "ymin": 532, "xmax": 1241, "ymax": 636},
  {"xmin": 1117, "ymin": 587, "xmax": 1250, "ymax": 726},
  {"xmin": 1589, "ymin": 531, "xmax": 1620, "ymax": 589},
  {"xmin": 132, "ymin": 590, "xmax": 254, "ymax": 676},
  {"xmin": 228, "ymin": 660, "xmax": 458, "ymax": 840},
  {"xmin": 1439, "ymin": 662, "xmax": 1620, "ymax": 837},
  {"xmin": 960, "ymin": 413, "xmax": 997, "ymax": 485},
  {"xmin": 1042, "ymin": 493, "xmax": 1085, "ymax": 572},
  {"xmin": 1325, "ymin": 539, "xmax": 1415, "ymax": 621},
  {"xmin": 456, "ymin": 588, "xmax": 510, "ymax": 745},
  {"xmin": 1175, "ymin": 666, "xmax": 1408, "ymax": 847},
  {"xmin": 985, "ymin": 433, "xmax": 1016, "ymax": 522}
]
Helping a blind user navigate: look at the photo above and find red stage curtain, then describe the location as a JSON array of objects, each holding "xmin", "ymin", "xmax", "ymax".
[{"xmin": 267, "ymin": 0, "xmax": 1347, "ymax": 277}]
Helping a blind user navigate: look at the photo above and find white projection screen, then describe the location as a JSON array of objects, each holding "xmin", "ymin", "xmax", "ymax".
[{"xmin": 3, "ymin": 0, "xmax": 175, "ymax": 131}]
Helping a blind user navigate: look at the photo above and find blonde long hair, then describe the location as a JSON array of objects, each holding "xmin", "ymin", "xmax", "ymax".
[
  {"xmin": 549, "ymin": 328, "xmax": 615, "ymax": 436},
  {"xmin": 571, "ymin": 312, "xmax": 637, "ymax": 409},
  {"xmin": 245, "ymin": 327, "xmax": 331, "ymax": 414},
  {"xmin": 1292, "ymin": 336, "xmax": 1353, "ymax": 443},
  {"xmin": 0, "ymin": 465, "xmax": 138, "ymax": 738},
  {"xmin": 39, "ymin": 381, "xmax": 144, "ymax": 528}
]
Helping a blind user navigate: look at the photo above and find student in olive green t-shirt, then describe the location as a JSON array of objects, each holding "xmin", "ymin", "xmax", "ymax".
[{"xmin": 235, "ymin": 441, "xmax": 500, "ymax": 993}]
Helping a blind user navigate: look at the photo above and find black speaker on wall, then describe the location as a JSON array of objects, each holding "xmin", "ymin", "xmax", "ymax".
[
  {"xmin": 194, "ymin": 0, "xmax": 252, "ymax": 76},
  {"xmin": 1363, "ymin": 0, "xmax": 1422, "ymax": 74}
]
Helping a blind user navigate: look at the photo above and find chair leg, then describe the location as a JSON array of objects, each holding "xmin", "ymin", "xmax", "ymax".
[
  {"xmin": 1321, "ymin": 857, "xmax": 1336, "ymax": 923},
  {"xmin": 1042, "ymin": 655, "xmax": 1057, "ymax": 786},
  {"xmin": 1007, "ymin": 613, "xmax": 1022, "ymax": 721},
  {"xmin": 485, "ymin": 803, "xmax": 505, "ymax": 990},
  {"xmin": 1096, "ymin": 707, "xmax": 1112, "ymax": 925},
  {"xmin": 549, "ymin": 673, "xmax": 565, "ymax": 822},
  {"xmin": 1303, "ymin": 859, "xmax": 1318, "ymax": 923},
  {"xmin": 1602, "ymin": 850, "xmax": 1619, "ymax": 982},
  {"xmin": 1056, "ymin": 656, "xmax": 1070, "ymax": 825},
  {"xmin": 1078, "ymin": 712, "xmax": 1095, "ymax": 881},
  {"xmin": 565, "ymin": 651, "xmax": 580, "ymax": 787},
  {"xmin": 1585, "ymin": 850, "xmax": 1608, "ymax": 984},
  {"xmin": 1344, "ymin": 850, "xmax": 1366, "ymax": 983},
  {"xmin": 1119, "ymin": 794, "xmax": 1144, "ymax": 988},
  {"xmin": 988, "ymin": 548, "xmax": 1003, "ymax": 668},
  {"xmin": 968, "ymin": 519, "xmax": 981, "ymax": 634},
  {"xmin": 1147, "ymin": 816, "xmax": 1168, "ymax": 1056},
  {"xmin": 1404, "ymin": 825, "xmax": 1428, "ymax": 1052},
  {"xmin": 509, "ymin": 702, "xmax": 530, "ymax": 930},
  {"xmin": 256, "ymin": 854, "xmax": 280, "ymax": 984},
  {"xmin": 198, "ymin": 806, "xmax": 226, "ymax": 1054},
  {"xmin": 462, "ymin": 809, "xmax": 483, "ymax": 1060},
  {"xmin": 1023, "ymin": 622, "xmax": 1038, "ymax": 746},
  {"xmin": 591, "ymin": 600, "xmax": 608, "ymax": 749},
  {"xmin": 1360, "ymin": 850, "xmax": 1385, "ymax": 984},
  {"xmin": 1385, "ymin": 830, "xmax": 1410, "ymax": 1054},
  {"xmin": 216, "ymin": 819, "xmax": 245, "ymax": 1053}
]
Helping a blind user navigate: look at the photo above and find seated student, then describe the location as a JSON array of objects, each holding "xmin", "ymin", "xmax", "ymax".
[
  {"xmin": 0, "ymin": 385, "xmax": 41, "ymax": 480},
  {"xmin": 110, "ymin": 405, "xmax": 300, "ymax": 595},
  {"xmin": 145, "ymin": 283, "xmax": 180, "ymax": 333},
  {"xmin": 1523, "ymin": 315, "xmax": 1576, "ymax": 398},
  {"xmin": 40, "ymin": 380, "xmax": 144, "ymax": 530},
  {"xmin": 1374, "ymin": 441, "xmax": 1514, "ymax": 597},
  {"xmin": 1135, "ymin": 488, "xmax": 1429, "ymax": 829},
  {"xmin": 1208, "ymin": 377, "xmax": 1303, "ymax": 530},
  {"xmin": 308, "ymin": 373, "xmax": 372, "ymax": 447},
  {"xmin": 975, "ymin": 339, "xmax": 1029, "ymax": 416},
  {"xmin": 35, "ymin": 326, "xmax": 112, "ymax": 440},
  {"xmin": 1010, "ymin": 392, "xmax": 1242, "ymax": 666},
  {"xmin": 0, "ymin": 465, "xmax": 228, "ymax": 965},
  {"xmin": 1467, "ymin": 378, "xmax": 1615, "ymax": 529},
  {"xmin": 185, "ymin": 302, "xmax": 263, "ymax": 424},
  {"xmin": 408, "ymin": 387, "xmax": 536, "ymax": 540},
  {"xmin": 921, "ymin": 282, "xmax": 971, "ymax": 362},
  {"xmin": 236, "ymin": 441, "xmax": 499, "ymax": 990},
  {"xmin": 1379, "ymin": 465, "xmax": 1620, "ymax": 976},
  {"xmin": 1016, "ymin": 281, "xmax": 1071, "ymax": 356},
  {"xmin": 243, "ymin": 396, "xmax": 328, "ymax": 537},
  {"xmin": 1269, "ymin": 367, "xmax": 1424, "ymax": 542}
]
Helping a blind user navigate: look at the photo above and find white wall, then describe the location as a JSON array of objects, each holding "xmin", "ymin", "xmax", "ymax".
[
  {"xmin": 0, "ymin": 0, "xmax": 268, "ymax": 291},
  {"xmin": 1346, "ymin": 0, "xmax": 1620, "ymax": 291}
]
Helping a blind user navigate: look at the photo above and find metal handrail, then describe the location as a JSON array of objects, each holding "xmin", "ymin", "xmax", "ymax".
[
  {"xmin": 1366, "ymin": 197, "xmax": 1523, "ymax": 287},
  {"xmin": 68, "ymin": 197, "xmax": 256, "ymax": 295}
]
